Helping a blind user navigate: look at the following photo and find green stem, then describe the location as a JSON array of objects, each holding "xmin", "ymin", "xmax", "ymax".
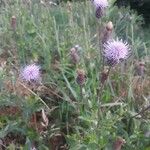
[
  {"xmin": 80, "ymin": 85, "xmax": 85, "ymax": 112},
  {"xmin": 131, "ymin": 104, "xmax": 150, "ymax": 119},
  {"xmin": 97, "ymin": 67, "xmax": 111, "ymax": 127},
  {"xmin": 18, "ymin": 82, "xmax": 51, "ymax": 111}
]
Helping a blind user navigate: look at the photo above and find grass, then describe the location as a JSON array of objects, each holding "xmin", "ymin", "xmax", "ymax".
[{"xmin": 0, "ymin": 0, "xmax": 150, "ymax": 149}]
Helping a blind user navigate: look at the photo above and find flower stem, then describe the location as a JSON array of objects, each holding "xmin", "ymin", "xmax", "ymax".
[
  {"xmin": 131, "ymin": 104, "xmax": 150, "ymax": 119},
  {"xmin": 80, "ymin": 85, "xmax": 85, "ymax": 112},
  {"xmin": 18, "ymin": 82, "xmax": 51, "ymax": 111},
  {"xmin": 97, "ymin": 66, "xmax": 111, "ymax": 127}
]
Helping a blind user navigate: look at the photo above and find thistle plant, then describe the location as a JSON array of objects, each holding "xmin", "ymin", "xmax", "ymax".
[
  {"xmin": 94, "ymin": 0, "xmax": 131, "ymax": 130},
  {"xmin": 97, "ymin": 39, "xmax": 131, "ymax": 126},
  {"xmin": 0, "ymin": 0, "xmax": 149, "ymax": 149},
  {"xmin": 76, "ymin": 69, "xmax": 86, "ymax": 111}
]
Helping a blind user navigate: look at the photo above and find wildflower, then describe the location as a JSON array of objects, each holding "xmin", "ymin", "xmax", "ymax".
[
  {"xmin": 103, "ymin": 39, "xmax": 131, "ymax": 66},
  {"xmin": 76, "ymin": 69, "xmax": 86, "ymax": 86},
  {"xmin": 21, "ymin": 64, "xmax": 40, "ymax": 82},
  {"xmin": 92, "ymin": 0, "xmax": 108, "ymax": 18}
]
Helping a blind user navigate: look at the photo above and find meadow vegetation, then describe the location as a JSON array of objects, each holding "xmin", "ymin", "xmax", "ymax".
[{"xmin": 0, "ymin": 0, "xmax": 150, "ymax": 149}]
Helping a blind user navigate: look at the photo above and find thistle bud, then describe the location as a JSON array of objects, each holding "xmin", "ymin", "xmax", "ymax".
[
  {"xmin": 70, "ymin": 47, "xmax": 80, "ymax": 64},
  {"xmin": 134, "ymin": 60, "xmax": 146, "ymax": 77},
  {"xmin": 67, "ymin": 1, "xmax": 72, "ymax": 13},
  {"xmin": 76, "ymin": 69, "xmax": 86, "ymax": 86},
  {"xmin": 113, "ymin": 137, "xmax": 126, "ymax": 150},
  {"xmin": 101, "ymin": 67, "xmax": 109, "ymax": 84},
  {"xmin": 106, "ymin": 21, "xmax": 113, "ymax": 31},
  {"xmin": 11, "ymin": 16, "xmax": 17, "ymax": 31},
  {"xmin": 101, "ymin": 21, "xmax": 113, "ymax": 44},
  {"xmin": 139, "ymin": 62, "xmax": 145, "ymax": 77}
]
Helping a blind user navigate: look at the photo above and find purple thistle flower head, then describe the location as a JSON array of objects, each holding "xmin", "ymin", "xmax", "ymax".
[
  {"xmin": 21, "ymin": 64, "xmax": 41, "ymax": 82},
  {"xmin": 92, "ymin": 0, "xmax": 108, "ymax": 18},
  {"xmin": 103, "ymin": 39, "xmax": 131, "ymax": 66}
]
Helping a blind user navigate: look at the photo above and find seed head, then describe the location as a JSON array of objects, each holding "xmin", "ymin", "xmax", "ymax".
[
  {"xmin": 92, "ymin": 0, "xmax": 108, "ymax": 18},
  {"xmin": 20, "ymin": 64, "xmax": 41, "ymax": 83},
  {"xmin": 103, "ymin": 39, "xmax": 131, "ymax": 66}
]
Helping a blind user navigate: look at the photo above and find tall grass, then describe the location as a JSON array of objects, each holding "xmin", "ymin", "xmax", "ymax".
[{"xmin": 0, "ymin": 0, "xmax": 149, "ymax": 149}]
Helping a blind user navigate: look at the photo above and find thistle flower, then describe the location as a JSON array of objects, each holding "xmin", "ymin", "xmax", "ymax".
[
  {"xmin": 103, "ymin": 39, "xmax": 131, "ymax": 66},
  {"xmin": 92, "ymin": 0, "xmax": 108, "ymax": 18},
  {"xmin": 20, "ymin": 64, "xmax": 41, "ymax": 82}
]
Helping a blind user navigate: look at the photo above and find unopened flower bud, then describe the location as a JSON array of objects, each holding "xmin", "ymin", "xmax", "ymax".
[
  {"xmin": 11, "ymin": 16, "xmax": 17, "ymax": 31},
  {"xmin": 106, "ymin": 21, "xmax": 113, "ymax": 31},
  {"xmin": 101, "ymin": 21, "xmax": 113, "ymax": 44},
  {"xmin": 67, "ymin": 1, "xmax": 72, "ymax": 13},
  {"xmin": 76, "ymin": 69, "xmax": 86, "ymax": 86},
  {"xmin": 101, "ymin": 67, "xmax": 109, "ymax": 84},
  {"xmin": 139, "ymin": 62, "xmax": 145, "ymax": 76},
  {"xmin": 113, "ymin": 137, "xmax": 126, "ymax": 150},
  {"xmin": 70, "ymin": 47, "xmax": 80, "ymax": 64},
  {"xmin": 135, "ymin": 61, "xmax": 145, "ymax": 76}
]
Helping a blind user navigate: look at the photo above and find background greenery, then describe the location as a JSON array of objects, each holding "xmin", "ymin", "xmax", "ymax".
[{"xmin": 0, "ymin": 0, "xmax": 150, "ymax": 149}]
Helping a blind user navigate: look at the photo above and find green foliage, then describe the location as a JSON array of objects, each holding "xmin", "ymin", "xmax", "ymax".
[{"xmin": 0, "ymin": 0, "xmax": 149, "ymax": 149}]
